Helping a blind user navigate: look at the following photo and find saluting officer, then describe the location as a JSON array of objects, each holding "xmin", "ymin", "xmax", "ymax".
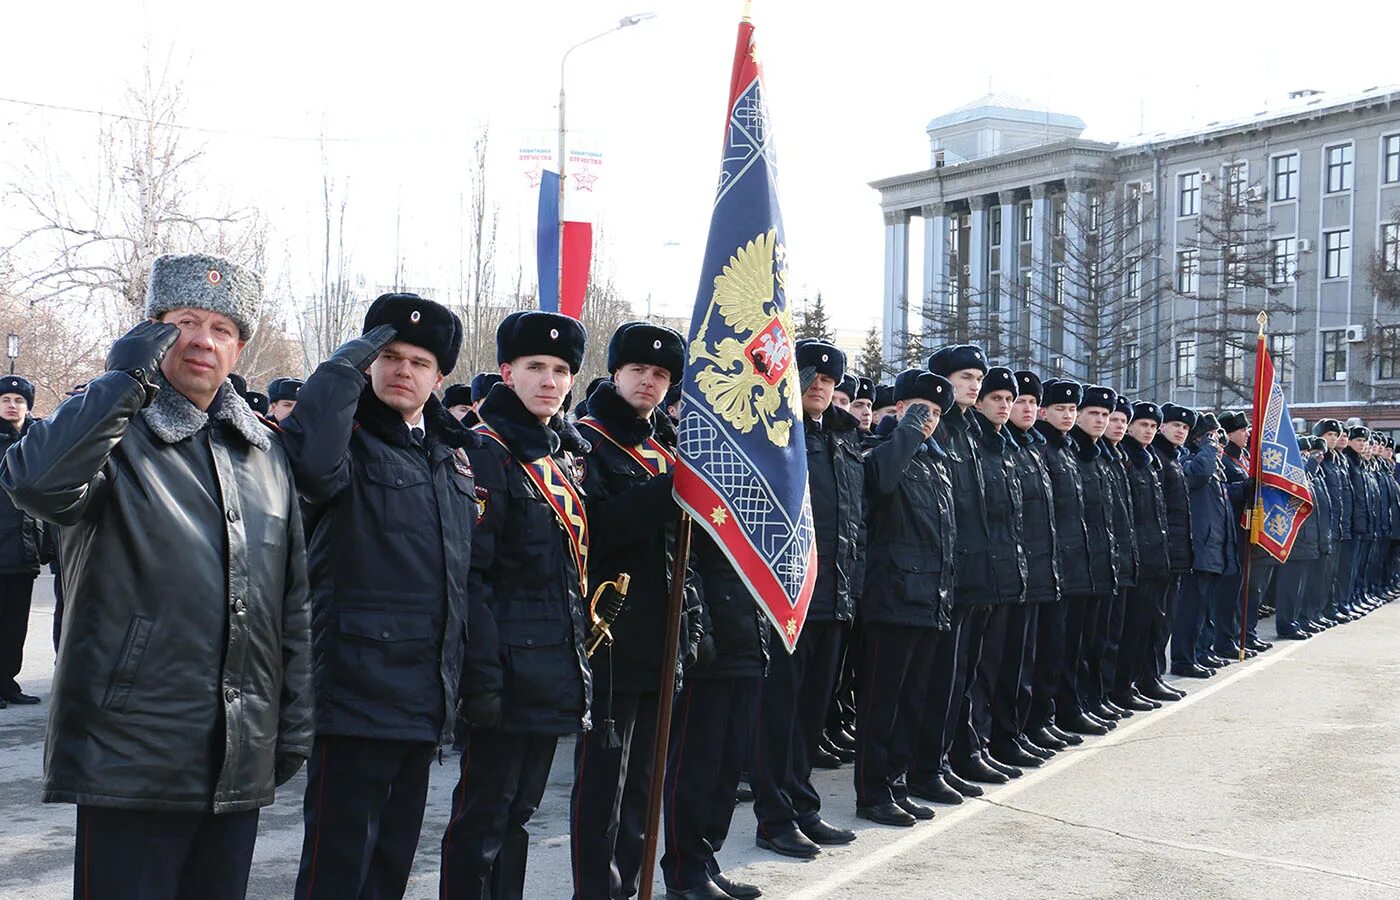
[
  {"xmin": 569, "ymin": 321, "xmax": 691, "ymax": 900},
  {"xmin": 1171, "ymin": 414, "xmax": 1239, "ymax": 677},
  {"xmin": 854, "ymin": 368, "xmax": 956, "ymax": 824},
  {"xmin": 441, "ymin": 311, "xmax": 592, "ymax": 900},
  {"xmin": 753, "ymin": 339, "xmax": 864, "ymax": 859},
  {"xmin": 282, "ymin": 294, "xmax": 475, "ymax": 900}
]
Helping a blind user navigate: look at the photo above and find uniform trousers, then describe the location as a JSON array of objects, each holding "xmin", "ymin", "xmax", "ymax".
[
  {"xmin": 924, "ymin": 605, "xmax": 986, "ymax": 778},
  {"xmin": 74, "ymin": 805, "xmax": 259, "ymax": 900},
  {"xmin": 570, "ymin": 669, "xmax": 660, "ymax": 900},
  {"xmin": 1152, "ymin": 576, "xmax": 1181, "ymax": 679},
  {"xmin": 661, "ymin": 676, "xmax": 758, "ymax": 892},
  {"xmin": 0, "ymin": 573, "xmax": 36, "ymax": 694},
  {"xmin": 1274, "ymin": 558, "xmax": 1319, "ymax": 632},
  {"xmin": 824, "ymin": 621, "xmax": 858, "ymax": 740},
  {"xmin": 1327, "ymin": 540, "xmax": 1355, "ymax": 615},
  {"xmin": 1027, "ymin": 598, "xmax": 1067, "ymax": 731},
  {"xmin": 991, "ymin": 603, "xmax": 1037, "ymax": 747},
  {"xmin": 852, "ymin": 623, "xmax": 941, "ymax": 805},
  {"xmin": 1366, "ymin": 536, "xmax": 1388, "ymax": 594},
  {"xmin": 1172, "ymin": 573, "xmax": 1219, "ymax": 669},
  {"xmin": 1116, "ymin": 579, "xmax": 1168, "ymax": 697},
  {"xmin": 1244, "ymin": 563, "xmax": 1276, "ymax": 644},
  {"xmin": 1058, "ymin": 593, "xmax": 1102, "ymax": 715},
  {"xmin": 1349, "ymin": 540, "xmax": 1373, "ymax": 606},
  {"xmin": 440, "ymin": 729, "xmax": 558, "ymax": 900},
  {"xmin": 1212, "ymin": 571, "xmax": 1245, "ymax": 656},
  {"xmin": 295, "ymin": 735, "xmax": 436, "ymax": 900},
  {"xmin": 1091, "ymin": 588, "xmax": 1129, "ymax": 703},
  {"xmin": 752, "ymin": 620, "xmax": 845, "ymax": 839}
]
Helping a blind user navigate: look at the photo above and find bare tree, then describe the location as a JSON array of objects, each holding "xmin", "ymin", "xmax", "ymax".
[
  {"xmin": 456, "ymin": 128, "xmax": 501, "ymax": 377},
  {"xmin": 296, "ymin": 147, "xmax": 365, "ymax": 370},
  {"xmin": 0, "ymin": 291, "xmax": 106, "ymax": 414},
  {"xmin": 1362, "ymin": 207, "xmax": 1400, "ymax": 400},
  {"xmin": 1182, "ymin": 157, "xmax": 1299, "ymax": 408},
  {"xmin": 1, "ymin": 58, "xmax": 259, "ymax": 325},
  {"xmin": 1020, "ymin": 181, "xmax": 1171, "ymax": 389}
]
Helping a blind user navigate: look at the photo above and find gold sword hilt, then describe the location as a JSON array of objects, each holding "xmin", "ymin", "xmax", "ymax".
[{"xmin": 586, "ymin": 573, "xmax": 631, "ymax": 658}]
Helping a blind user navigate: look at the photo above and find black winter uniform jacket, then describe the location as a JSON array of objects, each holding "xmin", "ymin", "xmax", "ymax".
[
  {"xmin": 1103, "ymin": 441, "xmax": 1139, "ymax": 589},
  {"xmin": 1008, "ymin": 423, "xmax": 1060, "ymax": 604},
  {"xmin": 1150, "ymin": 435, "xmax": 1194, "ymax": 575},
  {"xmin": 1068, "ymin": 426, "xmax": 1120, "ymax": 596},
  {"xmin": 0, "ymin": 417, "xmax": 44, "ymax": 576},
  {"xmin": 1122, "ymin": 437, "xmax": 1170, "ymax": 578},
  {"xmin": 1034, "ymin": 421, "xmax": 1093, "ymax": 595},
  {"xmin": 804, "ymin": 404, "xmax": 866, "ymax": 622},
  {"xmin": 967, "ymin": 411, "xmax": 1027, "ymax": 604}
]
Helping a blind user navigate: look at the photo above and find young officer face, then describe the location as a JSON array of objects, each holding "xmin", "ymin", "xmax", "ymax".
[
  {"xmin": 1010, "ymin": 396, "xmax": 1038, "ymax": 431},
  {"xmin": 849, "ymin": 398, "xmax": 873, "ymax": 429},
  {"xmin": 370, "ymin": 340, "xmax": 443, "ymax": 420},
  {"xmin": 1228, "ymin": 426, "xmax": 1250, "ymax": 448},
  {"xmin": 976, "ymin": 390, "xmax": 1014, "ymax": 427},
  {"xmin": 948, "ymin": 369, "xmax": 983, "ymax": 408},
  {"xmin": 1077, "ymin": 406, "xmax": 1110, "ymax": 439},
  {"xmin": 1042, "ymin": 402, "xmax": 1078, "ymax": 433},
  {"xmin": 802, "ymin": 373, "xmax": 835, "ymax": 419},
  {"xmin": 1128, "ymin": 419, "xmax": 1159, "ymax": 445},
  {"xmin": 446, "ymin": 404, "xmax": 472, "ymax": 421},
  {"xmin": 502, "ymin": 355, "xmax": 574, "ymax": 422},
  {"xmin": 1320, "ymin": 430, "xmax": 1340, "ymax": 451},
  {"xmin": 0, "ymin": 392, "xmax": 28, "ymax": 425},
  {"xmin": 613, "ymin": 363, "xmax": 672, "ymax": 417},
  {"xmin": 1159, "ymin": 421, "xmax": 1190, "ymax": 446},
  {"xmin": 1105, "ymin": 411, "xmax": 1129, "ymax": 443},
  {"xmin": 269, "ymin": 399, "xmax": 297, "ymax": 421},
  {"xmin": 897, "ymin": 398, "xmax": 940, "ymax": 438},
  {"xmin": 831, "ymin": 391, "xmax": 852, "ymax": 411}
]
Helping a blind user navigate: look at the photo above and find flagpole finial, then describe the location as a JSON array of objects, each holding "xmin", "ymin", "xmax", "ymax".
[
  {"xmin": 1257, "ymin": 310, "xmax": 1268, "ymax": 336},
  {"xmin": 742, "ymin": 0, "xmax": 753, "ymax": 22}
]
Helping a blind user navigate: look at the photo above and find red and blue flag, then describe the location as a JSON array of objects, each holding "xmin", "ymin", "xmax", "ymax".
[
  {"xmin": 1247, "ymin": 330, "xmax": 1314, "ymax": 561},
  {"xmin": 673, "ymin": 10, "xmax": 815, "ymax": 653}
]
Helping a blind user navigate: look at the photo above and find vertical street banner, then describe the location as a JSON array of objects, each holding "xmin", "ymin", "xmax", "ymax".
[
  {"xmin": 1247, "ymin": 323, "xmax": 1315, "ymax": 561},
  {"xmin": 673, "ymin": 9, "xmax": 816, "ymax": 653},
  {"xmin": 524, "ymin": 135, "xmax": 602, "ymax": 318}
]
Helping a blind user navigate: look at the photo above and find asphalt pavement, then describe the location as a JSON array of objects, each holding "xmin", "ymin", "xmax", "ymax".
[{"xmin": 3, "ymin": 575, "xmax": 1399, "ymax": 899}]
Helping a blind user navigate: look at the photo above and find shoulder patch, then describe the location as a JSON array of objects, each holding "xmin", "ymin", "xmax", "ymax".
[
  {"xmin": 452, "ymin": 447, "xmax": 473, "ymax": 478},
  {"xmin": 474, "ymin": 484, "xmax": 489, "ymax": 523}
]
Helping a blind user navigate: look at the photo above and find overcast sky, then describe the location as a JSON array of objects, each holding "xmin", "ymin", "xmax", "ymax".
[{"xmin": 2, "ymin": 0, "xmax": 1395, "ymax": 342}]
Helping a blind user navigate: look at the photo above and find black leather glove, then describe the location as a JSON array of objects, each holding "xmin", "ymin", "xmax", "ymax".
[
  {"xmin": 105, "ymin": 321, "xmax": 180, "ymax": 407},
  {"xmin": 274, "ymin": 752, "xmax": 306, "ymax": 787},
  {"xmin": 461, "ymin": 690, "xmax": 503, "ymax": 730},
  {"xmin": 901, "ymin": 402, "xmax": 931, "ymax": 428},
  {"xmin": 329, "ymin": 324, "xmax": 397, "ymax": 372},
  {"xmin": 694, "ymin": 633, "xmax": 717, "ymax": 668}
]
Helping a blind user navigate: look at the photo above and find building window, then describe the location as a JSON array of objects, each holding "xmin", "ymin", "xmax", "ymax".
[
  {"xmin": 989, "ymin": 206, "xmax": 1002, "ymax": 248},
  {"xmin": 1125, "ymin": 265, "xmax": 1142, "ymax": 300},
  {"xmin": 1124, "ymin": 343, "xmax": 1140, "ymax": 390},
  {"xmin": 1020, "ymin": 271, "xmax": 1032, "ymax": 309},
  {"xmin": 988, "ymin": 273, "xmax": 1000, "ymax": 308},
  {"xmin": 1053, "ymin": 265, "xmax": 1066, "ymax": 304},
  {"xmin": 1380, "ymin": 326, "xmax": 1400, "ymax": 380},
  {"xmin": 1178, "ymin": 172, "xmax": 1201, "ymax": 216},
  {"xmin": 1226, "ymin": 162, "xmax": 1248, "ymax": 205},
  {"xmin": 1324, "ymin": 229, "xmax": 1351, "ymax": 279},
  {"xmin": 1224, "ymin": 341, "xmax": 1245, "ymax": 386},
  {"xmin": 1126, "ymin": 183, "xmax": 1142, "ymax": 226},
  {"xmin": 1175, "ymin": 339, "xmax": 1196, "ymax": 388},
  {"xmin": 1176, "ymin": 249, "xmax": 1200, "ymax": 294},
  {"xmin": 1382, "ymin": 222, "xmax": 1400, "ymax": 272},
  {"xmin": 1270, "ymin": 334, "xmax": 1295, "ymax": 385},
  {"xmin": 1051, "ymin": 196, "xmax": 1066, "ymax": 236},
  {"xmin": 1325, "ymin": 144, "xmax": 1353, "ymax": 193},
  {"xmin": 1089, "ymin": 196, "xmax": 1102, "ymax": 231},
  {"xmin": 1225, "ymin": 243, "xmax": 1247, "ymax": 289},
  {"xmin": 1321, "ymin": 330, "xmax": 1347, "ymax": 382},
  {"xmin": 1385, "ymin": 135, "xmax": 1400, "ymax": 185},
  {"xmin": 1019, "ymin": 203, "xmax": 1033, "ymax": 242},
  {"xmin": 1271, "ymin": 237, "xmax": 1298, "ymax": 284},
  {"xmin": 1272, "ymin": 153, "xmax": 1299, "ymax": 201}
]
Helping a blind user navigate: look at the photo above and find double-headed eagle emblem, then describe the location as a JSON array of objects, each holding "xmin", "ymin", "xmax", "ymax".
[{"xmin": 688, "ymin": 229, "xmax": 799, "ymax": 448}]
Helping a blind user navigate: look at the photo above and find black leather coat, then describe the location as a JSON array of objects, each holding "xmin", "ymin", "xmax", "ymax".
[
  {"xmin": 1008, "ymin": 423, "xmax": 1060, "ymax": 604},
  {"xmin": 967, "ymin": 411, "xmax": 1027, "ymax": 603},
  {"xmin": 1068, "ymin": 426, "xmax": 1119, "ymax": 596},
  {"xmin": 1034, "ymin": 421, "xmax": 1093, "ymax": 595},
  {"xmin": 803, "ymin": 405, "xmax": 866, "ymax": 622},
  {"xmin": 861, "ymin": 409, "xmax": 957, "ymax": 629},
  {"xmin": 1150, "ymin": 435, "xmax": 1194, "ymax": 575},
  {"xmin": 1103, "ymin": 441, "xmax": 1139, "ymax": 589},
  {"xmin": 461, "ymin": 384, "xmax": 594, "ymax": 734},
  {"xmin": 1122, "ymin": 437, "xmax": 1170, "ymax": 577},
  {"xmin": 1322, "ymin": 450, "xmax": 1354, "ymax": 541},
  {"xmin": 0, "ymin": 372, "xmax": 313, "ymax": 813},
  {"xmin": 279, "ymin": 358, "xmax": 477, "ymax": 746}
]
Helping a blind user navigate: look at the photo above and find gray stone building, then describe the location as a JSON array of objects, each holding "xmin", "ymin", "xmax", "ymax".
[{"xmin": 872, "ymin": 88, "xmax": 1400, "ymax": 430}]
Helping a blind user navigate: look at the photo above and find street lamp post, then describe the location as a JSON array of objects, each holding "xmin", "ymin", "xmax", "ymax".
[
  {"xmin": 558, "ymin": 13, "xmax": 657, "ymax": 295},
  {"xmin": 6, "ymin": 334, "xmax": 18, "ymax": 375}
]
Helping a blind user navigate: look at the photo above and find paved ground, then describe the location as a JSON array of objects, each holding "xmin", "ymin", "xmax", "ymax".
[{"xmin": 3, "ymin": 575, "xmax": 1400, "ymax": 899}]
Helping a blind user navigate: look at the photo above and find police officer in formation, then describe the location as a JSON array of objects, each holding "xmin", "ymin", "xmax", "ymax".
[{"xmin": 11, "ymin": 251, "xmax": 1400, "ymax": 900}]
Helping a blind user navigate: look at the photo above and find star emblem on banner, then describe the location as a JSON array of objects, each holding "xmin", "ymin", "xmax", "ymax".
[
  {"xmin": 573, "ymin": 169, "xmax": 599, "ymax": 191},
  {"xmin": 710, "ymin": 507, "xmax": 729, "ymax": 526},
  {"xmin": 523, "ymin": 166, "xmax": 543, "ymax": 188}
]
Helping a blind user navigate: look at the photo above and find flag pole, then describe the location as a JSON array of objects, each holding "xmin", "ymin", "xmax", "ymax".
[
  {"xmin": 1239, "ymin": 310, "xmax": 1269, "ymax": 661},
  {"xmin": 637, "ymin": 511, "xmax": 692, "ymax": 900}
]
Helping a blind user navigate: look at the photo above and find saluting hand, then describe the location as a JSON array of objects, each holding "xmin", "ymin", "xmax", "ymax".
[
  {"xmin": 330, "ymin": 324, "xmax": 398, "ymax": 372},
  {"xmin": 105, "ymin": 321, "xmax": 181, "ymax": 408}
]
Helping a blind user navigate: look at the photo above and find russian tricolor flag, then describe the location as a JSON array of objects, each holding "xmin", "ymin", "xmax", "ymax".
[{"xmin": 536, "ymin": 169, "xmax": 593, "ymax": 319}]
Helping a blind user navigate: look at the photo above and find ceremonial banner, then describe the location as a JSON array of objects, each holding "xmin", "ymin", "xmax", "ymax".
[
  {"xmin": 537, "ymin": 170, "xmax": 561, "ymax": 312},
  {"xmin": 1246, "ymin": 325, "xmax": 1314, "ymax": 562},
  {"xmin": 673, "ymin": 10, "xmax": 815, "ymax": 653}
]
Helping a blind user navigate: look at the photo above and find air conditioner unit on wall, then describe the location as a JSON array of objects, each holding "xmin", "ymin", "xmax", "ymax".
[
  {"xmin": 1246, "ymin": 186, "xmax": 1265, "ymax": 201},
  {"xmin": 1345, "ymin": 324, "xmax": 1365, "ymax": 342},
  {"xmin": 1292, "ymin": 417, "xmax": 1307, "ymax": 433},
  {"xmin": 1200, "ymin": 172, "xmax": 1214, "ymax": 184},
  {"xmin": 1298, "ymin": 239, "xmax": 1312, "ymax": 253}
]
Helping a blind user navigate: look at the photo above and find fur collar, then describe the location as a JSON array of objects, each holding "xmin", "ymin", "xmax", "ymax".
[
  {"xmin": 142, "ymin": 372, "xmax": 270, "ymax": 451},
  {"xmin": 479, "ymin": 382, "xmax": 576, "ymax": 461},
  {"xmin": 970, "ymin": 409, "xmax": 1014, "ymax": 453},
  {"xmin": 1151, "ymin": 432, "xmax": 1184, "ymax": 461},
  {"xmin": 1068, "ymin": 425, "xmax": 1103, "ymax": 463},
  {"xmin": 1034, "ymin": 419, "xmax": 1071, "ymax": 448},
  {"xmin": 354, "ymin": 382, "xmax": 479, "ymax": 450},
  {"xmin": 1009, "ymin": 422, "xmax": 1045, "ymax": 448},
  {"xmin": 805, "ymin": 403, "xmax": 859, "ymax": 435},
  {"xmin": 581, "ymin": 380, "xmax": 654, "ymax": 446}
]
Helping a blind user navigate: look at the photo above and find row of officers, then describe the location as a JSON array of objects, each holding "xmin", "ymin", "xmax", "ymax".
[{"xmin": 2, "ymin": 253, "xmax": 1395, "ymax": 900}]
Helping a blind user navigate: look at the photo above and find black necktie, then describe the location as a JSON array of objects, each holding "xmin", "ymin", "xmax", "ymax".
[{"xmin": 410, "ymin": 426, "xmax": 425, "ymax": 447}]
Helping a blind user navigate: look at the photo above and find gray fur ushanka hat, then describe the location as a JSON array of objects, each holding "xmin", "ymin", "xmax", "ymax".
[{"xmin": 145, "ymin": 253, "xmax": 263, "ymax": 340}]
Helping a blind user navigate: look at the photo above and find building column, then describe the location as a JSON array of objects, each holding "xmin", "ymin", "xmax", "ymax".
[
  {"xmin": 1063, "ymin": 177, "xmax": 1090, "ymax": 381},
  {"xmin": 1029, "ymin": 184, "xmax": 1053, "ymax": 372},
  {"xmin": 881, "ymin": 209, "xmax": 910, "ymax": 369},
  {"xmin": 998, "ymin": 190, "xmax": 1021, "ymax": 362},
  {"xmin": 923, "ymin": 202, "xmax": 950, "ymax": 349},
  {"xmin": 968, "ymin": 196, "xmax": 991, "ymax": 346}
]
